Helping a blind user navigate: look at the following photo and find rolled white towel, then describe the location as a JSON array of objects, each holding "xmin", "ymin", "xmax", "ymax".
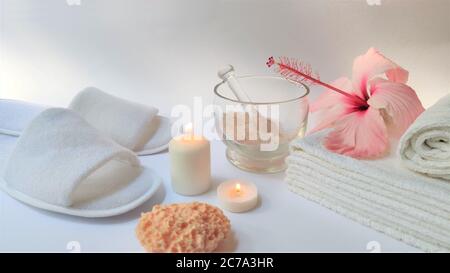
[{"xmin": 399, "ymin": 94, "xmax": 450, "ymax": 180}]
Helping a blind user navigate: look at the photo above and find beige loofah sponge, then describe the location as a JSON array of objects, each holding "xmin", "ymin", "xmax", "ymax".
[{"xmin": 136, "ymin": 202, "xmax": 231, "ymax": 253}]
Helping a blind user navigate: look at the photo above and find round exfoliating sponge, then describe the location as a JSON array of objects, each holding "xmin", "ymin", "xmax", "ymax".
[{"xmin": 136, "ymin": 202, "xmax": 231, "ymax": 253}]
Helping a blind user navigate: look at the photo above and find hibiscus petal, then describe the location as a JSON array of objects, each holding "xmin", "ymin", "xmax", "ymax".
[
  {"xmin": 324, "ymin": 107, "xmax": 389, "ymax": 158},
  {"xmin": 352, "ymin": 48, "xmax": 409, "ymax": 100},
  {"xmin": 309, "ymin": 104, "xmax": 349, "ymax": 134},
  {"xmin": 368, "ymin": 78, "xmax": 425, "ymax": 138},
  {"xmin": 309, "ymin": 77, "xmax": 357, "ymax": 133}
]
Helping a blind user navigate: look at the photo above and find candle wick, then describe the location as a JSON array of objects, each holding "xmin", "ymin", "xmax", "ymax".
[{"xmin": 235, "ymin": 183, "xmax": 241, "ymax": 195}]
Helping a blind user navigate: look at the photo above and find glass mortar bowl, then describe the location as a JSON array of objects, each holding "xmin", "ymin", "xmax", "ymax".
[{"xmin": 213, "ymin": 75, "xmax": 309, "ymax": 173}]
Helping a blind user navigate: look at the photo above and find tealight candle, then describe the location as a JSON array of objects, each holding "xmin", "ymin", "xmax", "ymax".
[
  {"xmin": 169, "ymin": 123, "xmax": 211, "ymax": 195},
  {"xmin": 217, "ymin": 179, "xmax": 258, "ymax": 212}
]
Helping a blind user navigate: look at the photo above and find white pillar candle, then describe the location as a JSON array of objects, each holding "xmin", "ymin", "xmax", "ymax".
[
  {"xmin": 217, "ymin": 179, "xmax": 258, "ymax": 212},
  {"xmin": 169, "ymin": 124, "xmax": 211, "ymax": 195}
]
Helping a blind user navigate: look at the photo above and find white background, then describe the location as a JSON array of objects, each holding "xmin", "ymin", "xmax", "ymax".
[
  {"xmin": 0, "ymin": 0, "xmax": 449, "ymax": 252},
  {"xmin": 1, "ymin": 0, "xmax": 449, "ymax": 112}
]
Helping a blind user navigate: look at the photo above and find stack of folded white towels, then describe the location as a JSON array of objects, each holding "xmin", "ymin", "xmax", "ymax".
[{"xmin": 286, "ymin": 95, "xmax": 450, "ymax": 252}]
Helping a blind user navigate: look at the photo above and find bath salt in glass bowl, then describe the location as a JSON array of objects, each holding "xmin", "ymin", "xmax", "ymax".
[{"xmin": 213, "ymin": 75, "xmax": 309, "ymax": 173}]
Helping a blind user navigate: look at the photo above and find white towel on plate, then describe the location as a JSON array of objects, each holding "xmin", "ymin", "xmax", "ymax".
[
  {"xmin": 1, "ymin": 108, "xmax": 161, "ymax": 217},
  {"xmin": 0, "ymin": 88, "xmax": 172, "ymax": 155},
  {"xmin": 399, "ymin": 94, "xmax": 450, "ymax": 180},
  {"xmin": 0, "ymin": 134, "xmax": 17, "ymax": 173},
  {"xmin": 286, "ymin": 131, "xmax": 450, "ymax": 252},
  {"xmin": 69, "ymin": 87, "xmax": 159, "ymax": 152},
  {"xmin": 3, "ymin": 108, "xmax": 139, "ymax": 207},
  {"xmin": 0, "ymin": 99, "xmax": 46, "ymax": 136}
]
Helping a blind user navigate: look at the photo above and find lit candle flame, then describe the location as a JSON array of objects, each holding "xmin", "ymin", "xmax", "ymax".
[
  {"xmin": 183, "ymin": 123, "xmax": 193, "ymax": 135},
  {"xmin": 235, "ymin": 183, "xmax": 241, "ymax": 193}
]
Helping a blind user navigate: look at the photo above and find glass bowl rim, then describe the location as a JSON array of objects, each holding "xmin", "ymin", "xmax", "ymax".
[{"xmin": 214, "ymin": 75, "xmax": 310, "ymax": 105}]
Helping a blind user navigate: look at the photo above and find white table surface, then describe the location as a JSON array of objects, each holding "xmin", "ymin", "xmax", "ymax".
[{"xmin": 0, "ymin": 134, "xmax": 419, "ymax": 253}]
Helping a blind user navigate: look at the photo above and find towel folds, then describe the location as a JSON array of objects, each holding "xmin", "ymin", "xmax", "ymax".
[
  {"xmin": 286, "ymin": 131, "xmax": 450, "ymax": 252},
  {"xmin": 399, "ymin": 94, "xmax": 450, "ymax": 180},
  {"xmin": 69, "ymin": 87, "xmax": 159, "ymax": 152}
]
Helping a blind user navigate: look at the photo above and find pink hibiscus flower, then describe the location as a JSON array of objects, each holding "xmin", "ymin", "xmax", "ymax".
[{"xmin": 267, "ymin": 48, "xmax": 425, "ymax": 158}]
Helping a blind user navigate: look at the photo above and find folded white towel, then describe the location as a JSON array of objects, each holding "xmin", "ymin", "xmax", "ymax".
[
  {"xmin": 399, "ymin": 94, "xmax": 450, "ymax": 180},
  {"xmin": 286, "ymin": 131, "xmax": 450, "ymax": 252},
  {"xmin": 287, "ymin": 156, "xmax": 450, "ymax": 223},
  {"xmin": 287, "ymin": 182, "xmax": 449, "ymax": 252},
  {"xmin": 1, "ymin": 108, "xmax": 161, "ymax": 217},
  {"xmin": 0, "ymin": 99, "xmax": 46, "ymax": 136}
]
